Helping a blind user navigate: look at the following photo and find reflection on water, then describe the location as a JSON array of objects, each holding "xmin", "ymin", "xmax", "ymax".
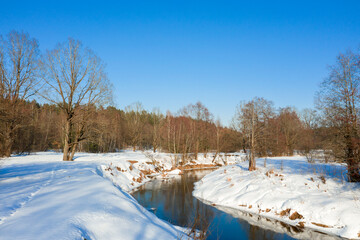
[{"xmin": 132, "ymin": 170, "xmax": 340, "ymax": 240}]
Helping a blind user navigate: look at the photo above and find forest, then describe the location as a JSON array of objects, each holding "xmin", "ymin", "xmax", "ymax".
[{"xmin": 1, "ymin": 30, "xmax": 359, "ymax": 181}]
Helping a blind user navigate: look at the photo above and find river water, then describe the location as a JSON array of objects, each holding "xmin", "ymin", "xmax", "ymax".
[{"xmin": 132, "ymin": 169, "xmax": 341, "ymax": 240}]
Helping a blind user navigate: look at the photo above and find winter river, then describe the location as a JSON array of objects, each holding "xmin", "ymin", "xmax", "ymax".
[{"xmin": 132, "ymin": 169, "xmax": 341, "ymax": 240}]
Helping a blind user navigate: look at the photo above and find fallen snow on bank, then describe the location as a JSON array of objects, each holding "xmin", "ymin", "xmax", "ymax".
[
  {"xmin": 99, "ymin": 151, "xmax": 244, "ymax": 192},
  {"xmin": 0, "ymin": 151, "xmax": 198, "ymax": 240},
  {"xmin": 193, "ymin": 156, "xmax": 360, "ymax": 239}
]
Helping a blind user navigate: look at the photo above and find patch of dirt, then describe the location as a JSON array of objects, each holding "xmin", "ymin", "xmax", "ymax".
[
  {"xmin": 127, "ymin": 160, "xmax": 138, "ymax": 164},
  {"xmin": 279, "ymin": 208, "xmax": 291, "ymax": 216},
  {"xmin": 311, "ymin": 222, "xmax": 331, "ymax": 228},
  {"xmin": 180, "ymin": 164, "xmax": 218, "ymax": 170},
  {"xmin": 140, "ymin": 169, "xmax": 153, "ymax": 175},
  {"xmin": 289, "ymin": 211, "xmax": 304, "ymax": 220},
  {"xmin": 319, "ymin": 175, "xmax": 326, "ymax": 184},
  {"xmin": 297, "ymin": 221, "xmax": 305, "ymax": 228},
  {"xmin": 265, "ymin": 169, "xmax": 274, "ymax": 177}
]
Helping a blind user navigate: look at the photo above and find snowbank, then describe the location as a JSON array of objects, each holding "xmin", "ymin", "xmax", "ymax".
[
  {"xmin": 0, "ymin": 152, "xmax": 193, "ymax": 240},
  {"xmin": 193, "ymin": 157, "xmax": 360, "ymax": 239},
  {"xmin": 98, "ymin": 151, "xmax": 244, "ymax": 192}
]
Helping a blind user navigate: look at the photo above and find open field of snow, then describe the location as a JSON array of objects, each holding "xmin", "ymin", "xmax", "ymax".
[
  {"xmin": 0, "ymin": 152, "xmax": 189, "ymax": 239},
  {"xmin": 193, "ymin": 156, "xmax": 360, "ymax": 239}
]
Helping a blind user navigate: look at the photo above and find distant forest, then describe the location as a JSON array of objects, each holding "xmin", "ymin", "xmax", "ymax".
[
  {"xmin": 0, "ymin": 99, "xmax": 325, "ymax": 157},
  {"xmin": 1, "ymin": 30, "xmax": 359, "ymax": 181}
]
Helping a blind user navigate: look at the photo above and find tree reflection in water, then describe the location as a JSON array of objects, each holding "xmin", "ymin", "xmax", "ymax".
[{"xmin": 132, "ymin": 170, "xmax": 340, "ymax": 240}]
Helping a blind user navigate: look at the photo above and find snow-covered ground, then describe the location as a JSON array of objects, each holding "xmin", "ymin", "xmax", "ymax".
[
  {"xmin": 0, "ymin": 152, "xmax": 189, "ymax": 239},
  {"xmin": 193, "ymin": 156, "xmax": 360, "ymax": 239},
  {"xmin": 0, "ymin": 151, "xmax": 243, "ymax": 240}
]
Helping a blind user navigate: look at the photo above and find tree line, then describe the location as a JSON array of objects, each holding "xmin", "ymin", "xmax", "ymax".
[{"xmin": 0, "ymin": 30, "xmax": 359, "ymax": 181}]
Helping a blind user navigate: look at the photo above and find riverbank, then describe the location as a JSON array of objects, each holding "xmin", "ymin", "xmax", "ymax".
[
  {"xmin": 193, "ymin": 156, "xmax": 360, "ymax": 239},
  {"xmin": 0, "ymin": 151, "xmax": 242, "ymax": 239},
  {"xmin": 99, "ymin": 151, "xmax": 243, "ymax": 192}
]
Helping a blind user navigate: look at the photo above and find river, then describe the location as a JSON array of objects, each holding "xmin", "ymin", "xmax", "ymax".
[{"xmin": 132, "ymin": 169, "xmax": 341, "ymax": 240}]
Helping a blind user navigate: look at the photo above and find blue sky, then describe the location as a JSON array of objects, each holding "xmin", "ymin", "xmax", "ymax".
[{"xmin": 1, "ymin": 0, "xmax": 360, "ymax": 125}]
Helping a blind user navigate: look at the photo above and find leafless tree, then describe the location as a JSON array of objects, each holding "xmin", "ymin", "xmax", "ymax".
[
  {"xmin": 151, "ymin": 108, "xmax": 163, "ymax": 153},
  {"xmin": 0, "ymin": 31, "xmax": 40, "ymax": 157},
  {"xmin": 125, "ymin": 102, "xmax": 145, "ymax": 151},
  {"xmin": 278, "ymin": 107, "xmax": 302, "ymax": 156},
  {"xmin": 234, "ymin": 97, "xmax": 274, "ymax": 171},
  {"xmin": 317, "ymin": 50, "xmax": 360, "ymax": 181},
  {"xmin": 40, "ymin": 38, "xmax": 111, "ymax": 161},
  {"xmin": 211, "ymin": 117, "xmax": 226, "ymax": 163},
  {"xmin": 180, "ymin": 102, "xmax": 213, "ymax": 159},
  {"xmin": 301, "ymin": 108, "xmax": 319, "ymax": 129}
]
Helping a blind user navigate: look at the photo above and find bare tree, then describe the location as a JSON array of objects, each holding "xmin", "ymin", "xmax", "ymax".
[
  {"xmin": 317, "ymin": 50, "xmax": 360, "ymax": 181},
  {"xmin": 125, "ymin": 102, "xmax": 145, "ymax": 151},
  {"xmin": 150, "ymin": 108, "xmax": 163, "ymax": 153},
  {"xmin": 298, "ymin": 108, "xmax": 320, "ymax": 156},
  {"xmin": 212, "ymin": 118, "xmax": 223, "ymax": 163},
  {"xmin": 234, "ymin": 97, "xmax": 273, "ymax": 171},
  {"xmin": 180, "ymin": 102, "xmax": 213, "ymax": 159},
  {"xmin": 278, "ymin": 107, "xmax": 302, "ymax": 156},
  {"xmin": 301, "ymin": 108, "xmax": 319, "ymax": 130},
  {"xmin": 0, "ymin": 31, "xmax": 40, "ymax": 157},
  {"xmin": 40, "ymin": 38, "xmax": 111, "ymax": 161}
]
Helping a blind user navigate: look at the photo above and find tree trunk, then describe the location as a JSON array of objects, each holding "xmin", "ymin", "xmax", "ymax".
[
  {"xmin": 345, "ymin": 131, "xmax": 360, "ymax": 182},
  {"xmin": 347, "ymin": 158, "xmax": 360, "ymax": 182},
  {"xmin": 195, "ymin": 140, "xmax": 199, "ymax": 160},
  {"xmin": 249, "ymin": 106, "xmax": 256, "ymax": 171},
  {"xmin": 3, "ymin": 128, "xmax": 13, "ymax": 157},
  {"xmin": 63, "ymin": 142, "xmax": 70, "ymax": 161},
  {"xmin": 63, "ymin": 119, "xmax": 71, "ymax": 161},
  {"xmin": 249, "ymin": 145, "xmax": 256, "ymax": 171},
  {"xmin": 69, "ymin": 142, "xmax": 78, "ymax": 161},
  {"xmin": 2, "ymin": 120, "xmax": 18, "ymax": 157},
  {"xmin": 3, "ymin": 139, "xmax": 12, "ymax": 157}
]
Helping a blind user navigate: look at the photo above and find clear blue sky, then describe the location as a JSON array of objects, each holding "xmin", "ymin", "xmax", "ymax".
[{"xmin": 1, "ymin": 0, "xmax": 360, "ymax": 125}]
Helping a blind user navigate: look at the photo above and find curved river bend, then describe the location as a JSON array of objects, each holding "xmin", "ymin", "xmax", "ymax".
[{"xmin": 132, "ymin": 170, "xmax": 341, "ymax": 240}]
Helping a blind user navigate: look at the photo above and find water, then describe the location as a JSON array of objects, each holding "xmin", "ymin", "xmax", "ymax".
[{"xmin": 132, "ymin": 170, "xmax": 340, "ymax": 240}]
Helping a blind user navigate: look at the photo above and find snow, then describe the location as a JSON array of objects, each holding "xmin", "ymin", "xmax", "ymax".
[
  {"xmin": 98, "ymin": 151, "xmax": 244, "ymax": 192},
  {"xmin": 0, "ymin": 152, "xmax": 195, "ymax": 240},
  {"xmin": 6, "ymin": 151, "xmax": 354, "ymax": 239},
  {"xmin": 193, "ymin": 156, "xmax": 360, "ymax": 239}
]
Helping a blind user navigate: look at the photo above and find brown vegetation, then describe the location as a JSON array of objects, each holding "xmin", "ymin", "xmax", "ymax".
[
  {"xmin": 1, "ymin": 30, "xmax": 359, "ymax": 182},
  {"xmin": 289, "ymin": 211, "xmax": 304, "ymax": 220},
  {"xmin": 311, "ymin": 222, "xmax": 331, "ymax": 228},
  {"xmin": 279, "ymin": 208, "xmax": 291, "ymax": 217},
  {"xmin": 297, "ymin": 221, "xmax": 305, "ymax": 228}
]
